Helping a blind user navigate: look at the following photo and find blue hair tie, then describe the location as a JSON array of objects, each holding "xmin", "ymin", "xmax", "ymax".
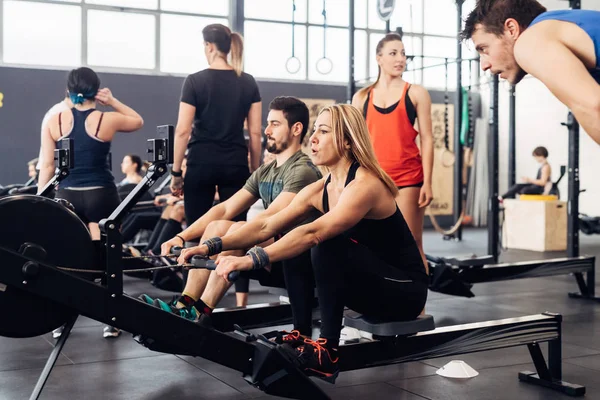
[{"xmin": 69, "ymin": 91, "xmax": 96, "ymax": 105}]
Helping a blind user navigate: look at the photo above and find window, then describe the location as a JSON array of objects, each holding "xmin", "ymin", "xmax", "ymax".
[
  {"xmin": 354, "ymin": 30, "xmax": 368, "ymax": 83},
  {"xmin": 423, "ymin": 0, "xmax": 459, "ymax": 36},
  {"xmin": 160, "ymin": 15, "xmax": 228, "ymax": 74},
  {"xmin": 390, "ymin": 0, "xmax": 423, "ymax": 33},
  {"xmin": 244, "ymin": 21, "xmax": 307, "ymax": 80},
  {"xmin": 422, "ymin": 36, "xmax": 458, "ymax": 89},
  {"xmin": 85, "ymin": 0, "xmax": 158, "ymax": 9},
  {"xmin": 308, "ymin": 26, "xmax": 349, "ymax": 82},
  {"xmin": 354, "ymin": 0, "xmax": 368, "ymax": 29},
  {"xmin": 160, "ymin": 0, "xmax": 228, "ymax": 16},
  {"xmin": 3, "ymin": 1, "xmax": 81, "ymax": 66},
  {"xmin": 245, "ymin": 0, "xmax": 307, "ymax": 23},
  {"xmin": 87, "ymin": 10, "xmax": 156, "ymax": 69},
  {"xmin": 308, "ymin": 0, "xmax": 348, "ymax": 27}
]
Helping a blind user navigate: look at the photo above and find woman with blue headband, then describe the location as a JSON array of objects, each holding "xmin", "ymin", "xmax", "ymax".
[
  {"xmin": 39, "ymin": 67, "xmax": 144, "ymax": 339},
  {"xmin": 39, "ymin": 66, "xmax": 144, "ymax": 240}
]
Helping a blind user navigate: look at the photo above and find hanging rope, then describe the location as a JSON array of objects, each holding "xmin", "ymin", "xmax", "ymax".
[
  {"xmin": 316, "ymin": 0, "xmax": 333, "ymax": 74},
  {"xmin": 285, "ymin": 0, "xmax": 301, "ymax": 74}
]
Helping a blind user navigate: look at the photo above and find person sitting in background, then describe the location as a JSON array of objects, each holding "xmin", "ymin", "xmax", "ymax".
[
  {"xmin": 500, "ymin": 146, "xmax": 551, "ymax": 200},
  {"xmin": 27, "ymin": 159, "xmax": 39, "ymax": 183},
  {"xmin": 119, "ymin": 154, "xmax": 144, "ymax": 186}
]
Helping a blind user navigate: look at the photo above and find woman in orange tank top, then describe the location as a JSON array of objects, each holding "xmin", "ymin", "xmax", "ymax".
[{"xmin": 352, "ymin": 33, "xmax": 433, "ymax": 275}]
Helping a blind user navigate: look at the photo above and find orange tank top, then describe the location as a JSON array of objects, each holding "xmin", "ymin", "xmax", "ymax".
[{"xmin": 365, "ymin": 83, "xmax": 423, "ymax": 187}]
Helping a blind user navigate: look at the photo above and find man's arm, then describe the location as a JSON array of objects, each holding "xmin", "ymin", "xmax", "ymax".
[
  {"xmin": 210, "ymin": 181, "xmax": 322, "ymax": 254},
  {"xmin": 515, "ymin": 30, "xmax": 600, "ymax": 144}
]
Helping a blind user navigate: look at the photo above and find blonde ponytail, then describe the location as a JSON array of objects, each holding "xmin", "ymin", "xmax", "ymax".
[{"xmin": 230, "ymin": 32, "xmax": 244, "ymax": 77}]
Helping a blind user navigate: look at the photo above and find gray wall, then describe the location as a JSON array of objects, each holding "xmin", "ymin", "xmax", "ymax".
[{"xmin": 0, "ymin": 66, "xmax": 351, "ymax": 185}]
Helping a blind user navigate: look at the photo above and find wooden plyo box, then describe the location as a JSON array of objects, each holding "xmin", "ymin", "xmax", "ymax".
[{"xmin": 503, "ymin": 199, "xmax": 567, "ymax": 252}]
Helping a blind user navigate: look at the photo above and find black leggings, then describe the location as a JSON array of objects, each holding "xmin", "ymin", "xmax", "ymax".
[
  {"xmin": 240, "ymin": 250, "xmax": 315, "ymax": 336},
  {"xmin": 121, "ymin": 211, "xmax": 161, "ymax": 243},
  {"xmin": 56, "ymin": 186, "xmax": 120, "ymax": 224},
  {"xmin": 143, "ymin": 218, "xmax": 182, "ymax": 254},
  {"xmin": 183, "ymin": 164, "xmax": 249, "ymax": 225},
  {"xmin": 311, "ymin": 235, "xmax": 428, "ymax": 345},
  {"xmin": 502, "ymin": 183, "xmax": 543, "ymax": 199}
]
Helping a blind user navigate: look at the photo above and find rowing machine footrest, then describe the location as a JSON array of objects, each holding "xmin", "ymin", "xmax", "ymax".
[{"xmin": 343, "ymin": 314, "xmax": 435, "ymax": 336}]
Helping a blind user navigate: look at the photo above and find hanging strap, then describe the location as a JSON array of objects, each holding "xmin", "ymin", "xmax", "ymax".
[
  {"xmin": 291, "ymin": 0, "xmax": 296, "ymax": 57},
  {"xmin": 443, "ymin": 58, "xmax": 450, "ymax": 151},
  {"xmin": 95, "ymin": 112, "xmax": 104, "ymax": 137},
  {"xmin": 322, "ymin": 0, "xmax": 327, "ymax": 58}
]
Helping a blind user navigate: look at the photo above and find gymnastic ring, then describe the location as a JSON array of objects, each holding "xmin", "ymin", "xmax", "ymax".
[
  {"xmin": 285, "ymin": 56, "xmax": 301, "ymax": 74},
  {"xmin": 440, "ymin": 148, "xmax": 456, "ymax": 167},
  {"xmin": 316, "ymin": 57, "xmax": 333, "ymax": 75}
]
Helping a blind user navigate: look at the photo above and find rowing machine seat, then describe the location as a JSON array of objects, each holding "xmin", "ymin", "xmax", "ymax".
[{"xmin": 343, "ymin": 313, "xmax": 435, "ymax": 336}]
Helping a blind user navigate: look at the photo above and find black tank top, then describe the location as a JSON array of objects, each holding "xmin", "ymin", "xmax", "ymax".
[
  {"xmin": 58, "ymin": 108, "xmax": 114, "ymax": 188},
  {"xmin": 322, "ymin": 163, "xmax": 427, "ymax": 282}
]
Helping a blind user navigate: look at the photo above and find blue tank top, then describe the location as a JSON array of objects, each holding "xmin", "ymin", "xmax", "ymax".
[
  {"xmin": 530, "ymin": 10, "xmax": 600, "ymax": 83},
  {"xmin": 58, "ymin": 108, "xmax": 114, "ymax": 188}
]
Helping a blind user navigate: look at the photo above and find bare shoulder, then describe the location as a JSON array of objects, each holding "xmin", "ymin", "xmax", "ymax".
[
  {"xmin": 407, "ymin": 84, "xmax": 431, "ymax": 104},
  {"xmin": 351, "ymin": 167, "xmax": 386, "ymax": 193},
  {"xmin": 302, "ymin": 177, "xmax": 328, "ymax": 212},
  {"xmin": 515, "ymin": 23, "xmax": 556, "ymax": 62}
]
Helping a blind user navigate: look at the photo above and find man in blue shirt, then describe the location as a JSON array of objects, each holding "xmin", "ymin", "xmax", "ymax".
[{"xmin": 461, "ymin": 0, "xmax": 600, "ymax": 145}]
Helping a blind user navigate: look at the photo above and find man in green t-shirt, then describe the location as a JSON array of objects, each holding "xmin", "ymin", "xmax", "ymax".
[{"xmin": 141, "ymin": 96, "xmax": 322, "ymax": 337}]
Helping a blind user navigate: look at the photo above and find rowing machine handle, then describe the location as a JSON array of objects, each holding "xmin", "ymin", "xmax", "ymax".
[
  {"xmin": 190, "ymin": 255, "xmax": 240, "ymax": 282},
  {"xmin": 172, "ymin": 246, "xmax": 183, "ymax": 256}
]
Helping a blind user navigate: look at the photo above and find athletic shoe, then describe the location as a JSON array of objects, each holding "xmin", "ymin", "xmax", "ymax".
[
  {"xmin": 52, "ymin": 325, "xmax": 64, "ymax": 339},
  {"xmin": 139, "ymin": 293, "xmax": 201, "ymax": 323},
  {"xmin": 103, "ymin": 325, "xmax": 121, "ymax": 338},
  {"xmin": 287, "ymin": 338, "xmax": 340, "ymax": 383},
  {"xmin": 267, "ymin": 329, "xmax": 308, "ymax": 348}
]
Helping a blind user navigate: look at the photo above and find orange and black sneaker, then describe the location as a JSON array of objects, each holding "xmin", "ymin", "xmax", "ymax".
[
  {"xmin": 293, "ymin": 338, "xmax": 340, "ymax": 383},
  {"xmin": 277, "ymin": 330, "xmax": 308, "ymax": 347}
]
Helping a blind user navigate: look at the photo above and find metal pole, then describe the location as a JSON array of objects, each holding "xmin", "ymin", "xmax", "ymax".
[
  {"xmin": 229, "ymin": 0, "xmax": 244, "ymax": 34},
  {"xmin": 454, "ymin": 0, "xmax": 464, "ymax": 240},
  {"xmin": 347, "ymin": 0, "xmax": 356, "ymax": 102},
  {"xmin": 508, "ymin": 85, "xmax": 516, "ymax": 187},
  {"xmin": 488, "ymin": 75, "xmax": 500, "ymax": 262},
  {"xmin": 385, "ymin": 20, "xmax": 391, "ymax": 33},
  {"xmin": 566, "ymin": 112, "xmax": 580, "ymax": 258}
]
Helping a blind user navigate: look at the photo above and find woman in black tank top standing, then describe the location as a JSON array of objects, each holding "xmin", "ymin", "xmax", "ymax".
[
  {"xmin": 181, "ymin": 104, "xmax": 428, "ymax": 382},
  {"xmin": 170, "ymin": 24, "xmax": 263, "ymax": 232},
  {"xmin": 38, "ymin": 67, "xmax": 144, "ymax": 240},
  {"xmin": 39, "ymin": 67, "xmax": 143, "ymax": 339}
]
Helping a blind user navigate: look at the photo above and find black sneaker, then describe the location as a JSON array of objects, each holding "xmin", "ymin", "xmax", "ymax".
[
  {"xmin": 287, "ymin": 338, "xmax": 340, "ymax": 383},
  {"xmin": 267, "ymin": 330, "xmax": 308, "ymax": 348}
]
